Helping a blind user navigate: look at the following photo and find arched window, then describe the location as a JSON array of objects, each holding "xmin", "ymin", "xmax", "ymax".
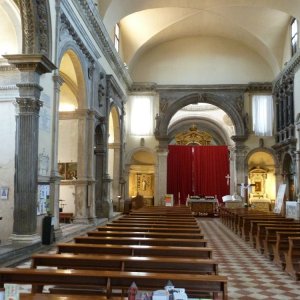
[{"xmin": 291, "ymin": 18, "xmax": 298, "ymax": 56}]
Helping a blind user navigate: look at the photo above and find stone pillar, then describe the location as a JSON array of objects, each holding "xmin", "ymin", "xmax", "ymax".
[
  {"xmin": 49, "ymin": 74, "xmax": 64, "ymax": 239},
  {"xmin": 110, "ymin": 142, "xmax": 121, "ymax": 208},
  {"xmin": 155, "ymin": 139, "xmax": 169, "ymax": 206},
  {"xmin": 231, "ymin": 136, "xmax": 248, "ymax": 204},
  {"xmin": 102, "ymin": 173, "xmax": 113, "ymax": 219},
  {"xmin": 73, "ymin": 109, "xmax": 91, "ymax": 223},
  {"xmin": 3, "ymin": 54, "xmax": 56, "ymax": 242}
]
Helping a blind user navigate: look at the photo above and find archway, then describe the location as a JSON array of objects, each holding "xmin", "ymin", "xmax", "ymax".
[
  {"xmin": 127, "ymin": 149, "xmax": 156, "ymax": 207},
  {"xmin": 108, "ymin": 106, "xmax": 121, "ymax": 209},
  {"xmin": 247, "ymin": 150, "xmax": 277, "ymax": 211},
  {"xmin": 58, "ymin": 49, "xmax": 86, "ymax": 220}
]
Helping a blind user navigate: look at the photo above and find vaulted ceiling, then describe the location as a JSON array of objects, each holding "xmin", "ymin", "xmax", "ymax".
[{"xmin": 98, "ymin": 0, "xmax": 298, "ymax": 77}]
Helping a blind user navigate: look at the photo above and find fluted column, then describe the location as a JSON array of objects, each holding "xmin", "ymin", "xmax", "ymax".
[{"xmin": 3, "ymin": 54, "xmax": 56, "ymax": 242}]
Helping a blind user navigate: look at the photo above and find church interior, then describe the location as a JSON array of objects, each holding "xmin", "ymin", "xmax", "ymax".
[{"xmin": 1, "ymin": 0, "xmax": 300, "ymax": 299}]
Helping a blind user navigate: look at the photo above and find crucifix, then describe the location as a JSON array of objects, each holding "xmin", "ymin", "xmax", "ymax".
[{"xmin": 225, "ymin": 174, "xmax": 231, "ymax": 186}]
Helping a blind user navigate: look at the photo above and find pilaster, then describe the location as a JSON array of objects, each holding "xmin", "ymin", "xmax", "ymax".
[{"xmin": 155, "ymin": 144, "xmax": 169, "ymax": 206}]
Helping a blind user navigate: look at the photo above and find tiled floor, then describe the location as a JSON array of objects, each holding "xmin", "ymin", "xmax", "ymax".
[
  {"xmin": 7, "ymin": 218, "xmax": 300, "ymax": 299},
  {"xmin": 198, "ymin": 218, "xmax": 300, "ymax": 300}
]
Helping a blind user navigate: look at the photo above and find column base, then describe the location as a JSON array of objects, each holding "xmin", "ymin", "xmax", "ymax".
[{"xmin": 10, "ymin": 233, "xmax": 41, "ymax": 244}]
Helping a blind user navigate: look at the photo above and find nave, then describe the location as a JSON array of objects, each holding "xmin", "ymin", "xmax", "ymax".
[
  {"xmin": 199, "ymin": 219, "xmax": 300, "ymax": 300},
  {"xmin": 7, "ymin": 217, "xmax": 300, "ymax": 300}
]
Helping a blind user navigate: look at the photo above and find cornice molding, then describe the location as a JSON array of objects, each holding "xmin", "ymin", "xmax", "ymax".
[{"xmin": 72, "ymin": 0, "xmax": 132, "ymax": 88}]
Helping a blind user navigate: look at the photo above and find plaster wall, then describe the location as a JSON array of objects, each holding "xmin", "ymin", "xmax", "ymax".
[
  {"xmin": 294, "ymin": 69, "xmax": 300, "ymax": 150},
  {"xmin": 0, "ymin": 100, "xmax": 15, "ymax": 241},
  {"xmin": 60, "ymin": 185, "xmax": 75, "ymax": 214},
  {"xmin": 131, "ymin": 36, "xmax": 274, "ymax": 85},
  {"xmin": 58, "ymin": 119, "xmax": 78, "ymax": 162}
]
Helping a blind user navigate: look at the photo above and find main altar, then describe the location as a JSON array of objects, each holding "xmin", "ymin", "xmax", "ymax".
[{"xmin": 186, "ymin": 196, "xmax": 218, "ymax": 216}]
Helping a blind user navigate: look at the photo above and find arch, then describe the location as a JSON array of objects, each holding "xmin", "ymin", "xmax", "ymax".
[
  {"xmin": 158, "ymin": 92, "xmax": 245, "ymax": 139},
  {"xmin": 19, "ymin": 0, "xmax": 52, "ymax": 58},
  {"xmin": 126, "ymin": 147, "xmax": 156, "ymax": 203},
  {"xmin": 58, "ymin": 48, "xmax": 87, "ymax": 110},
  {"xmin": 168, "ymin": 115, "xmax": 233, "ymax": 146},
  {"xmin": 108, "ymin": 105, "xmax": 121, "ymax": 207}
]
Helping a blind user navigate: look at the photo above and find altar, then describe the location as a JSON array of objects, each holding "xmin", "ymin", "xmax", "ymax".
[{"xmin": 186, "ymin": 197, "xmax": 218, "ymax": 216}]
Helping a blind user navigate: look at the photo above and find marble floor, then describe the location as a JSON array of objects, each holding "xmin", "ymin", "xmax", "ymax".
[
  {"xmin": 5, "ymin": 218, "xmax": 300, "ymax": 299},
  {"xmin": 198, "ymin": 218, "xmax": 300, "ymax": 300}
]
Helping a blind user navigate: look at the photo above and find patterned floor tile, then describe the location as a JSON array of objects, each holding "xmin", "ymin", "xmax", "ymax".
[{"xmin": 199, "ymin": 218, "xmax": 300, "ymax": 300}]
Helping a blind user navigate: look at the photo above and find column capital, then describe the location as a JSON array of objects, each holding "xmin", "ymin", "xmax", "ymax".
[
  {"xmin": 3, "ymin": 54, "xmax": 56, "ymax": 74},
  {"xmin": 16, "ymin": 97, "xmax": 43, "ymax": 113}
]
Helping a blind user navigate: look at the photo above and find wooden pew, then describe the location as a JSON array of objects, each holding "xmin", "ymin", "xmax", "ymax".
[
  {"xmin": 242, "ymin": 216, "xmax": 293, "ymax": 242},
  {"xmin": 107, "ymin": 222, "xmax": 200, "ymax": 229},
  {"xmin": 272, "ymin": 231, "xmax": 300, "ymax": 268},
  {"xmin": 284, "ymin": 237, "xmax": 300, "ymax": 280},
  {"xmin": 31, "ymin": 253, "xmax": 219, "ymax": 275},
  {"xmin": 20, "ymin": 294, "xmax": 106, "ymax": 300},
  {"xmin": 98, "ymin": 226, "xmax": 201, "ymax": 234},
  {"xmin": 112, "ymin": 219, "xmax": 197, "ymax": 225},
  {"xmin": 116, "ymin": 216, "xmax": 197, "ymax": 224},
  {"xmin": 56, "ymin": 243, "xmax": 214, "ymax": 259},
  {"xmin": 86, "ymin": 230, "xmax": 204, "ymax": 240},
  {"xmin": 0, "ymin": 268, "xmax": 228, "ymax": 299},
  {"xmin": 255, "ymin": 223, "xmax": 300, "ymax": 253},
  {"xmin": 73, "ymin": 236, "xmax": 208, "ymax": 247},
  {"xmin": 248, "ymin": 219, "xmax": 295, "ymax": 247},
  {"xmin": 262, "ymin": 227, "xmax": 300, "ymax": 259},
  {"xmin": 59, "ymin": 213, "xmax": 73, "ymax": 223}
]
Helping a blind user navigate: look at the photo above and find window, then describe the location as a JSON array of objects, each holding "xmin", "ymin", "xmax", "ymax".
[
  {"xmin": 291, "ymin": 18, "xmax": 298, "ymax": 56},
  {"xmin": 114, "ymin": 23, "xmax": 120, "ymax": 52},
  {"xmin": 252, "ymin": 95, "xmax": 273, "ymax": 136},
  {"xmin": 130, "ymin": 95, "xmax": 153, "ymax": 136}
]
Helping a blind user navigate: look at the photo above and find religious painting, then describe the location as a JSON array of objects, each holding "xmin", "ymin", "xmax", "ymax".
[
  {"xmin": 137, "ymin": 173, "xmax": 153, "ymax": 197},
  {"xmin": 58, "ymin": 162, "xmax": 77, "ymax": 180},
  {"xmin": 58, "ymin": 163, "xmax": 66, "ymax": 179},
  {"xmin": 254, "ymin": 181, "xmax": 261, "ymax": 192},
  {"xmin": 66, "ymin": 163, "xmax": 77, "ymax": 180}
]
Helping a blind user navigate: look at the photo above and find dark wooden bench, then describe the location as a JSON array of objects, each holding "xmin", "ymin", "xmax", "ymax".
[
  {"xmin": 117, "ymin": 216, "xmax": 197, "ymax": 224},
  {"xmin": 284, "ymin": 237, "xmax": 300, "ymax": 280},
  {"xmin": 56, "ymin": 243, "xmax": 214, "ymax": 258},
  {"xmin": 20, "ymin": 294, "xmax": 106, "ymax": 300},
  {"xmin": 59, "ymin": 213, "xmax": 74, "ymax": 223},
  {"xmin": 0, "ymin": 268, "xmax": 228, "ymax": 299},
  {"xmin": 248, "ymin": 219, "xmax": 295, "ymax": 247},
  {"xmin": 255, "ymin": 223, "xmax": 300, "ymax": 253},
  {"xmin": 262, "ymin": 227, "xmax": 300, "ymax": 259},
  {"xmin": 107, "ymin": 222, "xmax": 200, "ymax": 229},
  {"xmin": 99, "ymin": 226, "xmax": 201, "ymax": 234},
  {"xmin": 87, "ymin": 230, "xmax": 204, "ymax": 240},
  {"xmin": 272, "ymin": 231, "xmax": 300, "ymax": 268},
  {"xmin": 31, "ymin": 253, "xmax": 218, "ymax": 275},
  {"xmin": 238, "ymin": 214, "xmax": 289, "ymax": 238},
  {"xmin": 73, "ymin": 236, "xmax": 208, "ymax": 247}
]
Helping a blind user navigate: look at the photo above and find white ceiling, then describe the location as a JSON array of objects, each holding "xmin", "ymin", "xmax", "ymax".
[{"xmin": 98, "ymin": 0, "xmax": 299, "ymax": 75}]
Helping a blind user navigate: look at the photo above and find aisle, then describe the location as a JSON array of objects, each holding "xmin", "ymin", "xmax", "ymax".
[{"xmin": 198, "ymin": 218, "xmax": 300, "ymax": 300}]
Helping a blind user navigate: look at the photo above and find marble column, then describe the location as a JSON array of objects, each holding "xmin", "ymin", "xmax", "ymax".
[
  {"xmin": 102, "ymin": 173, "xmax": 114, "ymax": 219},
  {"xmin": 3, "ymin": 54, "xmax": 56, "ymax": 242}
]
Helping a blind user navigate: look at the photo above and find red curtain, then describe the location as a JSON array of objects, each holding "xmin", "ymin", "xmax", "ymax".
[
  {"xmin": 167, "ymin": 145, "xmax": 229, "ymax": 204},
  {"xmin": 167, "ymin": 146, "xmax": 193, "ymax": 205}
]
